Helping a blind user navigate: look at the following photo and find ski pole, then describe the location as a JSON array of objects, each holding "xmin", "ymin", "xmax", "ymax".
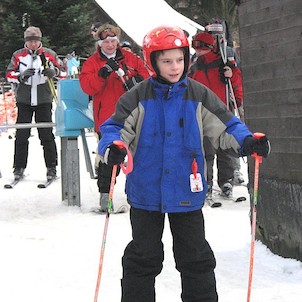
[
  {"xmin": 246, "ymin": 132, "xmax": 265, "ymax": 302},
  {"xmin": 93, "ymin": 164, "xmax": 117, "ymax": 302},
  {"xmin": 116, "ymin": 68, "xmax": 130, "ymax": 91},
  {"xmin": 93, "ymin": 140, "xmax": 133, "ymax": 302},
  {"xmin": 218, "ymin": 38, "xmax": 241, "ymax": 119},
  {"xmin": 40, "ymin": 52, "xmax": 58, "ymax": 104}
]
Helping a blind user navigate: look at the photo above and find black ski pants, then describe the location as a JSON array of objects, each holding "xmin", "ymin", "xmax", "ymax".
[
  {"xmin": 121, "ymin": 208, "xmax": 218, "ymax": 302},
  {"xmin": 14, "ymin": 103, "xmax": 57, "ymax": 169},
  {"xmin": 204, "ymin": 136, "xmax": 236, "ymax": 188},
  {"xmin": 96, "ymin": 132, "xmax": 120, "ymax": 193}
]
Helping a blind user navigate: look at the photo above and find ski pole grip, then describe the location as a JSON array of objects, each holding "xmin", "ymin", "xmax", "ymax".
[
  {"xmin": 113, "ymin": 140, "xmax": 133, "ymax": 174},
  {"xmin": 252, "ymin": 132, "xmax": 265, "ymax": 160}
]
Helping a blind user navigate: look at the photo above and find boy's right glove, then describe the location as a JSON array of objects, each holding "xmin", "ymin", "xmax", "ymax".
[
  {"xmin": 98, "ymin": 58, "xmax": 119, "ymax": 79},
  {"xmin": 242, "ymin": 135, "xmax": 270, "ymax": 158},
  {"xmin": 104, "ymin": 143, "xmax": 127, "ymax": 165}
]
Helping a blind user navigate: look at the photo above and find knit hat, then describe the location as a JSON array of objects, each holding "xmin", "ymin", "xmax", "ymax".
[
  {"xmin": 96, "ymin": 23, "xmax": 121, "ymax": 41},
  {"xmin": 192, "ymin": 32, "xmax": 214, "ymax": 50},
  {"xmin": 24, "ymin": 26, "xmax": 42, "ymax": 42}
]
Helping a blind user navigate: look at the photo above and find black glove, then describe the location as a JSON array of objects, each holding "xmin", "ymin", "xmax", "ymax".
[
  {"xmin": 219, "ymin": 61, "xmax": 234, "ymax": 83},
  {"xmin": 42, "ymin": 68, "xmax": 56, "ymax": 78},
  {"xmin": 98, "ymin": 58, "xmax": 119, "ymax": 79},
  {"xmin": 21, "ymin": 68, "xmax": 35, "ymax": 81},
  {"xmin": 123, "ymin": 74, "xmax": 144, "ymax": 91},
  {"xmin": 242, "ymin": 136, "xmax": 270, "ymax": 158},
  {"xmin": 105, "ymin": 144, "xmax": 127, "ymax": 165}
]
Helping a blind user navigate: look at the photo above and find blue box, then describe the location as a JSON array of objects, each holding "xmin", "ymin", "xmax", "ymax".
[{"xmin": 55, "ymin": 79, "xmax": 94, "ymax": 137}]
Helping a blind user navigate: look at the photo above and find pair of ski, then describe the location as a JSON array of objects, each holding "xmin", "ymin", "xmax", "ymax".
[
  {"xmin": 4, "ymin": 176, "xmax": 56, "ymax": 189},
  {"xmin": 207, "ymin": 188, "xmax": 246, "ymax": 208}
]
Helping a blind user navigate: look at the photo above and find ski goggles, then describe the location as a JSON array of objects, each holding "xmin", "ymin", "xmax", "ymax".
[
  {"xmin": 90, "ymin": 25, "xmax": 98, "ymax": 33},
  {"xmin": 99, "ymin": 29, "xmax": 117, "ymax": 40},
  {"xmin": 191, "ymin": 40, "xmax": 214, "ymax": 50}
]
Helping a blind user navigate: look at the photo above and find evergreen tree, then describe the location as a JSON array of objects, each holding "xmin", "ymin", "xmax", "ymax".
[{"xmin": 0, "ymin": 0, "xmax": 97, "ymax": 73}]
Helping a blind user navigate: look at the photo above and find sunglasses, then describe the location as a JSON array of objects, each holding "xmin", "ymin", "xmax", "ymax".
[
  {"xmin": 99, "ymin": 29, "xmax": 116, "ymax": 40},
  {"xmin": 192, "ymin": 40, "xmax": 214, "ymax": 50}
]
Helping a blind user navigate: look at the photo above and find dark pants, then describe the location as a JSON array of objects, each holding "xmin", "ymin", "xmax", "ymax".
[
  {"xmin": 121, "ymin": 208, "xmax": 218, "ymax": 302},
  {"xmin": 204, "ymin": 137, "xmax": 236, "ymax": 188},
  {"xmin": 14, "ymin": 103, "xmax": 57, "ymax": 169},
  {"xmin": 96, "ymin": 133, "xmax": 120, "ymax": 193}
]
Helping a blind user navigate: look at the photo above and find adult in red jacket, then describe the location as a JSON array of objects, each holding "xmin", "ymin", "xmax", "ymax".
[
  {"xmin": 189, "ymin": 32, "xmax": 243, "ymax": 207},
  {"xmin": 79, "ymin": 23, "xmax": 149, "ymax": 213}
]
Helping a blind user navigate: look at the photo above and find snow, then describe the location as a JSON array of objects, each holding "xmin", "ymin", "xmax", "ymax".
[{"xmin": 0, "ymin": 128, "xmax": 301, "ymax": 302}]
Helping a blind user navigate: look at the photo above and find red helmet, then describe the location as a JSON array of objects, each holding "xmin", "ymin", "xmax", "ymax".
[{"xmin": 142, "ymin": 26, "xmax": 190, "ymax": 76}]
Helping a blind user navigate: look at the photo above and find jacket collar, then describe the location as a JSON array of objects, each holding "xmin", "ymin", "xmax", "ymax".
[{"xmin": 150, "ymin": 76, "xmax": 188, "ymax": 99}]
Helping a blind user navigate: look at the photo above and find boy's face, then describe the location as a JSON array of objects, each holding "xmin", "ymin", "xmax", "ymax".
[{"xmin": 156, "ymin": 48, "xmax": 185, "ymax": 83}]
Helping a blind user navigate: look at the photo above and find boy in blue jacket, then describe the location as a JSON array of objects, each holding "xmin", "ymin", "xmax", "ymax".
[{"xmin": 98, "ymin": 26, "xmax": 270, "ymax": 302}]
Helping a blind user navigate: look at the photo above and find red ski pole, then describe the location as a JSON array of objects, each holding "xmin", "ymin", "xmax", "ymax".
[
  {"xmin": 246, "ymin": 132, "xmax": 265, "ymax": 302},
  {"xmin": 93, "ymin": 164, "xmax": 117, "ymax": 302},
  {"xmin": 93, "ymin": 140, "xmax": 133, "ymax": 302}
]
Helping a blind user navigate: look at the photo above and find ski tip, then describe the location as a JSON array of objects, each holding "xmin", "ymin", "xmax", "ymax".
[
  {"xmin": 235, "ymin": 196, "xmax": 247, "ymax": 202},
  {"xmin": 210, "ymin": 202, "xmax": 222, "ymax": 208},
  {"xmin": 4, "ymin": 184, "xmax": 13, "ymax": 189}
]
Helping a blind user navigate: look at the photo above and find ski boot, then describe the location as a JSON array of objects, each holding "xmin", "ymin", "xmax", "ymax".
[
  {"xmin": 220, "ymin": 182, "xmax": 233, "ymax": 199},
  {"xmin": 13, "ymin": 168, "xmax": 25, "ymax": 180},
  {"xmin": 46, "ymin": 167, "xmax": 57, "ymax": 181},
  {"xmin": 233, "ymin": 169, "xmax": 244, "ymax": 185}
]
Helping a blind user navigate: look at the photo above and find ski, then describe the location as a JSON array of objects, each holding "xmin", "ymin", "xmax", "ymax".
[
  {"xmin": 211, "ymin": 187, "xmax": 246, "ymax": 203},
  {"xmin": 37, "ymin": 177, "xmax": 57, "ymax": 189},
  {"xmin": 90, "ymin": 204, "xmax": 129, "ymax": 215},
  {"xmin": 4, "ymin": 178, "xmax": 21, "ymax": 189},
  {"xmin": 4, "ymin": 174, "xmax": 26, "ymax": 189}
]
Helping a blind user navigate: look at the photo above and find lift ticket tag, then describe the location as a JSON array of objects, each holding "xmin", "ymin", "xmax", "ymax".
[{"xmin": 190, "ymin": 173, "xmax": 203, "ymax": 192}]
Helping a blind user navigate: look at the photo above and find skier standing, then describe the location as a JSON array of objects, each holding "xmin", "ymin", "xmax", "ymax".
[
  {"xmin": 6, "ymin": 26, "xmax": 65, "ymax": 181},
  {"xmin": 189, "ymin": 31, "xmax": 243, "ymax": 206},
  {"xmin": 98, "ymin": 26, "xmax": 270, "ymax": 301},
  {"xmin": 79, "ymin": 23, "xmax": 149, "ymax": 213}
]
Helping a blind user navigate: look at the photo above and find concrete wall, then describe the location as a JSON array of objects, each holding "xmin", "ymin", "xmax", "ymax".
[{"xmin": 238, "ymin": 0, "xmax": 302, "ymax": 260}]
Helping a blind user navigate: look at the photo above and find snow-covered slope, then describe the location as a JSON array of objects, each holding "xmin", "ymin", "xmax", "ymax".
[{"xmin": 0, "ymin": 129, "xmax": 301, "ymax": 302}]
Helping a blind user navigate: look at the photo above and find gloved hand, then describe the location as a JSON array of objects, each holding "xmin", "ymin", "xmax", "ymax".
[
  {"xmin": 123, "ymin": 74, "xmax": 144, "ymax": 91},
  {"xmin": 98, "ymin": 58, "xmax": 119, "ymax": 79},
  {"xmin": 42, "ymin": 68, "xmax": 56, "ymax": 78},
  {"xmin": 242, "ymin": 135, "xmax": 270, "ymax": 158},
  {"xmin": 104, "ymin": 143, "xmax": 127, "ymax": 165},
  {"xmin": 219, "ymin": 61, "xmax": 234, "ymax": 83},
  {"xmin": 21, "ymin": 68, "xmax": 35, "ymax": 81}
]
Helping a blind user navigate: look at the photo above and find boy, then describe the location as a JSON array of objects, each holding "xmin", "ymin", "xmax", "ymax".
[{"xmin": 98, "ymin": 26, "xmax": 270, "ymax": 302}]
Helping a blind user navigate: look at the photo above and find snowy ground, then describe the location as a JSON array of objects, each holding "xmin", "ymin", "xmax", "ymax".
[{"xmin": 0, "ymin": 128, "xmax": 301, "ymax": 302}]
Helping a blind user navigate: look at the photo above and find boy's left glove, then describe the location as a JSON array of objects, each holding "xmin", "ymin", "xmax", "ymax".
[
  {"xmin": 104, "ymin": 144, "xmax": 127, "ymax": 165},
  {"xmin": 242, "ymin": 136, "xmax": 270, "ymax": 158}
]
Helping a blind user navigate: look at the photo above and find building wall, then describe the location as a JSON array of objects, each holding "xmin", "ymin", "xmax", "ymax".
[{"xmin": 238, "ymin": 0, "xmax": 302, "ymax": 260}]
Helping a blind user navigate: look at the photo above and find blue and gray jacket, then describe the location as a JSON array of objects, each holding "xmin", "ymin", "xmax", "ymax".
[{"xmin": 99, "ymin": 76, "xmax": 252, "ymax": 213}]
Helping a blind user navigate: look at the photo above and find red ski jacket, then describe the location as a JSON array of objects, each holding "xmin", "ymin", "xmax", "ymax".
[
  {"xmin": 188, "ymin": 51, "xmax": 243, "ymax": 108},
  {"xmin": 79, "ymin": 48, "xmax": 149, "ymax": 132}
]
